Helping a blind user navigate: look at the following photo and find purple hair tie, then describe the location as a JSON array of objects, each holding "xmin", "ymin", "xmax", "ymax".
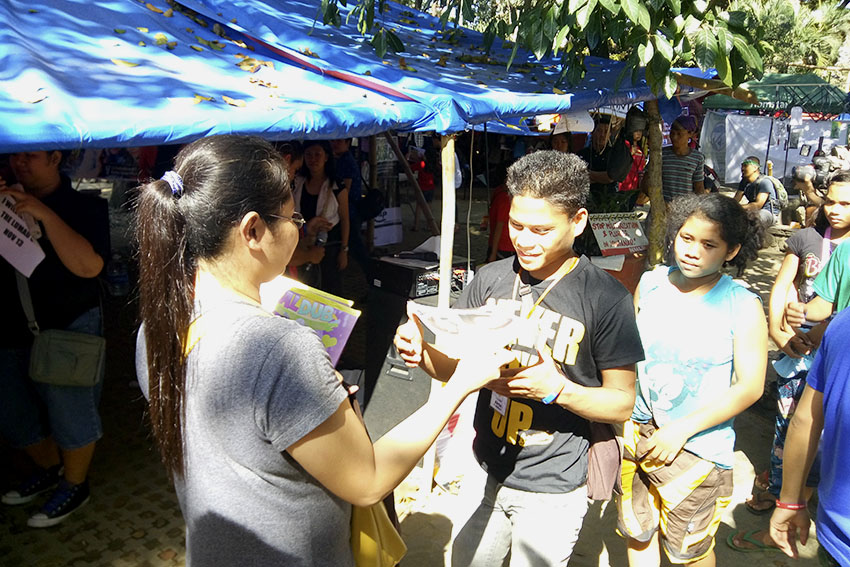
[{"xmin": 161, "ymin": 170, "xmax": 183, "ymax": 197}]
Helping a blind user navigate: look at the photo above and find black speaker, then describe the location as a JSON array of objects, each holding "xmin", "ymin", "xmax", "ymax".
[{"xmin": 361, "ymin": 288, "xmax": 438, "ymax": 440}]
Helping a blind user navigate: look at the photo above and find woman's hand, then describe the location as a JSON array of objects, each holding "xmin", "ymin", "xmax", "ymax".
[
  {"xmin": 451, "ymin": 348, "xmax": 517, "ymax": 395},
  {"xmin": 305, "ymin": 216, "xmax": 333, "ymax": 237},
  {"xmin": 0, "ymin": 186, "xmax": 54, "ymax": 224},
  {"xmin": 338, "ymin": 249, "xmax": 348, "ymax": 270}
]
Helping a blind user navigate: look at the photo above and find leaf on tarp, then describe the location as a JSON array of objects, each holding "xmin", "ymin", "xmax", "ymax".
[
  {"xmin": 185, "ymin": 27, "xmax": 194, "ymax": 33},
  {"xmin": 137, "ymin": 27, "xmax": 149, "ymax": 32},
  {"xmin": 190, "ymin": 44, "xmax": 203, "ymax": 51},
  {"xmin": 138, "ymin": 41, "xmax": 146, "ymax": 46},
  {"xmin": 230, "ymin": 18, "xmax": 237, "ymax": 24},
  {"xmin": 111, "ymin": 59, "xmax": 140, "ymax": 67},
  {"xmin": 553, "ymin": 87, "xmax": 565, "ymax": 94},
  {"xmin": 164, "ymin": 8, "xmax": 173, "ymax": 17},
  {"xmin": 114, "ymin": 28, "xmax": 126, "ymax": 34},
  {"xmin": 28, "ymin": 9, "xmax": 38, "ymax": 13},
  {"xmin": 249, "ymin": 77, "xmax": 277, "ymax": 88},
  {"xmin": 300, "ymin": 47, "xmax": 320, "ymax": 58},
  {"xmin": 193, "ymin": 94, "xmax": 214, "ymax": 104},
  {"xmin": 154, "ymin": 33, "xmax": 168, "ymax": 45},
  {"xmin": 222, "ymin": 96, "xmax": 246, "ymax": 107},
  {"xmin": 145, "ymin": 3, "xmax": 163, "ymax": 14},
  {"xmin": 363, "ymin": 70, "xmax": 372, "ymax": 76},
  {"xmin": 166, "ymin": 41, "xmax": 177, "ymax": 50},
  {"xmin": 436, "ymin": 54, "xmax": 449, "ymax": 67},
  {"xmin": 236, "ymin": 56, "xmax": 273, "ymax": 72}
]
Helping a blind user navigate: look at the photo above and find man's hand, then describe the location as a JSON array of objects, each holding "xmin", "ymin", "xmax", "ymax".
[
  {"xmin": 488, "ymin": 346, "xmax": 571, "ymax": 403},
  {"xmin": 338, "ymin": 249, "xmax": 348, "ymax": 270},
  {"xmin": 785, "ymin": 301, "xmax": 807, "ymax": 328},
  {"xmin": 769, "ymin": 507, "xmax": 811, "ymax": 558},
  {"xmin": 637, "ymin": 423, "xmax": 691, "ymax": 465},
  {"xmin": 393, "ymin": 310, "xmax": 424, "ymax": 368}
]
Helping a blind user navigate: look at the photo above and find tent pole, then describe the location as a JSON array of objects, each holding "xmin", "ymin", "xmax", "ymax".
[
  {"xmin": 382, "ymin": 131, "xmax": 440, "ymax": 236},
  {"xmin": 764, "ymin": 116, "xmax": 774, "ymax": 174},
  {"xmin": 439, "ymin": 135, "xmax": 456, "ymax": 309}
]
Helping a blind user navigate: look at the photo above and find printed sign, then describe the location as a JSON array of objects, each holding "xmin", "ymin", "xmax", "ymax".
[
  {"xmin": 0, "ymin": 195, "xmax": 45, "ymax": 276},
  {"xmin": 588, "ymin": 212, "xmax": 648, "ymax": 256}
]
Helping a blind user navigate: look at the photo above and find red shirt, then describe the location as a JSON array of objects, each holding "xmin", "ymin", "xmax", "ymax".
[{"xmin": 619, "ymin": 141, "xmax": 646, "ymax": 192}]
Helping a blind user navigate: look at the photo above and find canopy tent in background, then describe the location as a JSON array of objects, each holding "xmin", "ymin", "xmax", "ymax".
[
  {"xmin": 700, "ymin": 110, "xmax": 849, "ymax": 184},
  {"xmin": 183, "ymin": 0, "xmax": 716, "ymax": 131},
  {"xmin": 0, "ymin": 0, "xmax": 441, "ymax": 152},
  {"xmin": 702, "ymin": 73, "xmax": 849, "ymax": 117}
]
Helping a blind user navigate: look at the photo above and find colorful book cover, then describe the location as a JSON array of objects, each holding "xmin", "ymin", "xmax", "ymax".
[{"xmin": 259, "ymin": 276, "xmax": 360, "ymax": 367}]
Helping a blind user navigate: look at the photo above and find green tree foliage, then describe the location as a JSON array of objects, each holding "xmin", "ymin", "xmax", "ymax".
[{"xmin": 731, "ymin": 0, "xmax": 849, "ymax": 72}]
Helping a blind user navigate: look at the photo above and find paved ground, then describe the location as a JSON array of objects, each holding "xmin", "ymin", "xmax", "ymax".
[{"xmin": 0, "ymin": 186, "xmax": 823, "ymax": 566}]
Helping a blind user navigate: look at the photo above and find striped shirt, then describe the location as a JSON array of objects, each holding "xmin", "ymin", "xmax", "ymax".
[{"xmin": 661, "ymin": 146, "xmax": 704, "ymax": 201}]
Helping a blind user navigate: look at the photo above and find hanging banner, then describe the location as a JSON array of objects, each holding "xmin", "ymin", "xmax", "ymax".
[{"xmin": 0, "ymin": 195, "xmax": 45, "ymax": 277}]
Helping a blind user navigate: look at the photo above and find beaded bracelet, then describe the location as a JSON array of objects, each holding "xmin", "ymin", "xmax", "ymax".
[{"xmin": 775, "ymin": 501, "xmax": 807, "ymax": 510}]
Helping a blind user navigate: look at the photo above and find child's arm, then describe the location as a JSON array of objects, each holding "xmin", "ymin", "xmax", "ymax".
[
  {"xmin": 642, "ymin": 296, "xmax": 767, "ymax": 464},
  {"xmin": 786, "ymin": 296, "xmax": 834, "ymax": 327},
  {"xmin": 769, "ymin": 253, "xmax": 807, "ymax": 357},
  {"xmin": 770, "ymin": 384, "xmax": 824, "ymax": 558}
]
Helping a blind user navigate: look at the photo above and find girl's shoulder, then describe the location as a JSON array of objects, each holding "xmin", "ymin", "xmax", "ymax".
[
  {"xmin": 713, "ymin": 274, "xmax": 761, "ymax": 306},
  {"xmin": 637, "ymin": 264, "xmax": 673, "ymax": 296}
]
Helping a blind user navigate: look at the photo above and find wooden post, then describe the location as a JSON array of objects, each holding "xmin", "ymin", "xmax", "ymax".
[
  {"xmin": 644, "ymin": 99, "xmax": 666, "ymax": 266},
  {"xmin": 382, "ymin": 132, "xmax": 440, "ymax": 236},
  {"xmin": 438, "ymin": 135, "xmax": 456, "ymax": 309}
]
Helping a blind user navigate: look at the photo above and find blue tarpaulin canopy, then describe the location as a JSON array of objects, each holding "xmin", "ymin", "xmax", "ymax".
[
  {"xmin": 185, "ymin": 0, "xmax": 715, "ymax": 131},
  {"xmin": 0, "ymin": 0, "xmax": 439, "ymax": 151},
  {"xmin": 1, "ymin": 0, "xmax": 714, "ymax": 151}
]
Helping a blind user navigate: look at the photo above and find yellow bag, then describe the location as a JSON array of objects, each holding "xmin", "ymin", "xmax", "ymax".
[{"xmin": 350, "ymin": 501, "xmax": 407, "ymax": 567}]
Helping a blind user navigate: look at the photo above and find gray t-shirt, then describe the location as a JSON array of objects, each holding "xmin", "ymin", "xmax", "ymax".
[{"xmin": 136, "ymin": 298, "xmax": 351, "ymax": 566}]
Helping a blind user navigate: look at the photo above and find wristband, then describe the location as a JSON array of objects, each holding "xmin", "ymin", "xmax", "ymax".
[
  {"xmin": 775, "ymin": 500, "xmax": 807, "ymax": 510},
  {"xmin": 542, "ymin": 380, "xmax": 566, "ymax": 405}
]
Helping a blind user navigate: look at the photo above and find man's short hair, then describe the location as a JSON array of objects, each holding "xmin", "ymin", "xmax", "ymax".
[
  {"xmin": 743, "ymin": 156, "xmax": 761, "ymax": 166},
  {"xmin": 506, "ymin": 150, "xmax": 589, "ymax": 215}
]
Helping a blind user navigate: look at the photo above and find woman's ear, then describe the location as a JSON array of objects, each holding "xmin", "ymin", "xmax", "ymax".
[{"xmin": 237, "ymin": 212, "xmax": 266, "ymax": 250}]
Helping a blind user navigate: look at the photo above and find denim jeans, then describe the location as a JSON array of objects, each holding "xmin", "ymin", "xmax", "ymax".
[
  {"xmin": 0, "ymin": 307, "xmax": 104, "ymax": 450},
  {"xmin": 452, "ymin": 474, "xmax": 589, "ymax": 567}
]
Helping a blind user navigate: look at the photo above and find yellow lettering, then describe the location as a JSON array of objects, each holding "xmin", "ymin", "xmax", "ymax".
[
  {"xmin": 552, "ymin": 317, "xmax": 585, "ymax": 365},
  {"xmin": 506, "ymin": 401, "xmax": 533, "ymax": 446},
  {"xmin": 491, "ymin": 408, "xmax": 507, "ymax": 437}
]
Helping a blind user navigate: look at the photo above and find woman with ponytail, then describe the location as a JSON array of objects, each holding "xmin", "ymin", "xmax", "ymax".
[{"xmin": 134, "ymin": 135, "xmax": 512, "ymax": 566}]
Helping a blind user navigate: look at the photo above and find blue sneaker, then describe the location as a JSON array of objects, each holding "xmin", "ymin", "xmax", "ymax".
[
  {"xmin": 1, "ymin": 465, "xmax": 63, "ymax": 505},
  {"xmin": 27, "ymin": 479, "xmax": 90, "ymax": 528}
]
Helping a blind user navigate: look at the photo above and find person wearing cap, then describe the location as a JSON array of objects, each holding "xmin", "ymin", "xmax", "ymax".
[
  {"xmin": 0, "ymin": 150, "xmax": 110, "ymax": 528},
  {"xmin": 734, "ymin": 155, "xmax": 780, "ymax": 227}
]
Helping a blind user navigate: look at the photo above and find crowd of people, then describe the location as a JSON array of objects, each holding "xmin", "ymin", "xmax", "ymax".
[{"xmin": 1, "ymin": 118, "xmax": 849, "ymax": 567}]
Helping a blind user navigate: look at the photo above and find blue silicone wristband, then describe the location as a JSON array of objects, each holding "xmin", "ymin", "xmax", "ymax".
[{"xmin": 542, "ymin": 381, "xmax": 566, "ymax": 405}]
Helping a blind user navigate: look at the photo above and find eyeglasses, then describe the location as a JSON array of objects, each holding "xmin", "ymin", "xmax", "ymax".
[{"xmin": 268, "ymin": 211, "xmax": 306, "ymax": 228}]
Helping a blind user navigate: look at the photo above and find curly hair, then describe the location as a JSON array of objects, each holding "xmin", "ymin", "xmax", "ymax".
[
  {"xmin": 664, "ymin": 193, "xmax": 763, "ymax": 276},
  {"xmin": 506, "ymin": 150, "xmax": 589, "ymax": 215}
]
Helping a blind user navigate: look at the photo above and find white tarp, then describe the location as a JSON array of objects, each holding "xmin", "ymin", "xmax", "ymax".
[{"xmin": 702, "ymin": 111, "xmax": 850, "ymax": 184}]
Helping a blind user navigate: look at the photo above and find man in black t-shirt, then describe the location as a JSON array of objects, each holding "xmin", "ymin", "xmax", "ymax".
[
  {"xmin": 0, "ymin": 150, "xmax": 109, "ymax": 529},
  {"xmin": 395, "ymin": 151, "xmax": 644, "ymax": 566}
]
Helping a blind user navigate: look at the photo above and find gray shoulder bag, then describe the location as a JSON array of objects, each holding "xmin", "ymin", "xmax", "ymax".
[{"xmin": 15, "ymin": 271, "xmax": 106, "ymax": 387}]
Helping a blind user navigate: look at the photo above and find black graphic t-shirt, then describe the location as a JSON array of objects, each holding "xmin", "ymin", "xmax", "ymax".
[{"xmin": 454, "ymin": 256, "xmax": 644, "ymax": 493}]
